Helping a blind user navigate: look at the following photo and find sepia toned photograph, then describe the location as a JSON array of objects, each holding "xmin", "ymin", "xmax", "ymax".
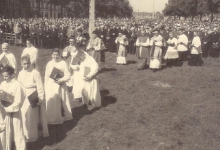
[{"xmin": 0, "ymin": 0, "xmax": 219, "ymax": 150}]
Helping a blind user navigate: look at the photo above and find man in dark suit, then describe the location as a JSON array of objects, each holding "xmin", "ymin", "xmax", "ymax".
[
  {"xmin": 184, "ymin": 27, "xmax": 193, "ymax": 55},
  {"xmin": 201, "ymin": 29, "xmax": 211, "ymax": 58},
  {"xmin": 111, "ymin": 25, "xmax": 118, "ymax": 53},
  {"xmin": 36, "ymin": 24, "xmax": 44, "ymax": 49},
  {"xmin": 50, "ymin": 25, "xmax": 58, "ymax": 49},
  {"xmin": 21, "ymin": 23, "xmax": 30, "ymax": 47},
  {"xmin": 210, "ymin": 28, "xmax": 220, "ymax": 58},
  {"xmin": 58, "ymin": 24, "xmax": 67, "ymax": 49},
  {"xmin": 99, "ymin": 25, "xmax": 107, "ymax": 46},
  {"xmin": 106, "ymin": 25, "xmax": 113, "ymax": 52},
  {"xmin": 43, "ymin": 25, "xmax": 51, "ymax": 49}
]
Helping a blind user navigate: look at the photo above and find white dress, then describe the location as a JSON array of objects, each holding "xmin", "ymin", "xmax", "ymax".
[
  {"xmin": 115, "ymin": 36, "xmax": 128, "ymax": 64},
  {"xmin": 164, "ymin": 38, "xmax": 178, "ymax": 59},
  {"xmin": 81, "ymin": 56, "xmax": 101, "ymax": 108},
  {"xmin": 70, "ymin": 51, "xmax": 87, "ymax": 99},
  {"xmin": 0, "ymin": 79, "xmax": 26, "ymax": 150},
  {"xmin": 45, "ymin": 60, "xmax": 72, "ymax": 124},
  {"xmin": 150, "ymin": 35, "xmax": 163, "ymax": 69},
  {"xmin": 18, "ymin": 69, "xmax": 49, "ymax": 142}
]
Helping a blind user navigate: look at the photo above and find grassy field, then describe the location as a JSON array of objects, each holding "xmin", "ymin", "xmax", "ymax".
[{"xmin": 8, "ymin": 46, "xmax": 220, "ymax": 150}]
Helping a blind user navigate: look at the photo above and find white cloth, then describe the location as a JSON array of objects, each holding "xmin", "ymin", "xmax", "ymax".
[
  {"xmin": 70, "ymin": 52, "xmax": 101, "ymax": 107},
  {"xmin": 87, "ymin": 37, "xmax": 102, "ymax": 51},
  {"xmin": 45, "ymin": 60, "xmax": 72, "ymax": 124},
  {"xmin": 0, "ymin": 79, "xmax": 26, "ymax": 150},
  {"xmin": 115, "ymin": 36, "xmax": 128, "ymax": 64},
  {"xmin": 191, "ymin": 36, "xmax": 202, "ymax": 54},
  {"xmin": 177, "ymin": 34, "xmax": 188, "ymax": 51},
  {"xmin": 21, "ymin": 46, "xmax": 38, "ymax": 68},
  {"xmin": 164, "ymin": 38, "xmax": 178, "ymax": 59},
  {"xmin": 0, "ymin": 52, "xmax": 17, "ymax": 73},
  {"xmin": 62, "ymin": 45, "xmax": 77, "ymax": 57},
  {"xmin": 18, "ymin": 69, "xmax": 49, "ymax": 142},
  {"xmin": 81, "ymin": 56, "xmax": 101, "ymax": 108},
  {"xmin": 150, "ymin": 35, "xmax": 163, "ymax": 69}
]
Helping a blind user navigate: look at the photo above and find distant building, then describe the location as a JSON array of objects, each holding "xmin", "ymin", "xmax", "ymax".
[
  {"xmin": 133, "ymin": 11, "xmax": 163, "ymax": 20},
  {"xmin": 0, "ymin": 0, "xmax": 70, "ymax": 18},
  {"xmin": 29, "ymin": 0, "xmax": 69, "ymax": 18}
]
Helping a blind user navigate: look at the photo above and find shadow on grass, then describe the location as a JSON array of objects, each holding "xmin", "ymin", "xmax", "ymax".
[
  {"xmin": 99, "ymin": 67, "xmax": 117, "ymax": 74},
  {"xmin": 127, "ymin": 60, "xmax": 137, "ymax": 65},
  {"xmin": 100, "ymin": 89, "xmax": 117, "ymax": 107},
  {"xmin": 27, "ymin": 89, "xmax": 116, "ymax": 150}
]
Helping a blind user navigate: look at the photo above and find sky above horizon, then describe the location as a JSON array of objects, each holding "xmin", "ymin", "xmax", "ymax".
[{"xmin": 129, "ymin": 0, "xmax": 168, "ymax": 12}]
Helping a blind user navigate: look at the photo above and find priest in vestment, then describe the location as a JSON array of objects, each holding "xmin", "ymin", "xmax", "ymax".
[{"xmin": 136, "ymin": 30, "xmax": 151, "ymax": 70}]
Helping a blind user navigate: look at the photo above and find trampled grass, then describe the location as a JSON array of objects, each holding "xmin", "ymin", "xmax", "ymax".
[{"xmin": 7, "ymin": 46, "xmax": 220, "ymax": 150}]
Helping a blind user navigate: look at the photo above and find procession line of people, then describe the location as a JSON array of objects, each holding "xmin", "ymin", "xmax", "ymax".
[{"xmin": 0, "ymin": 32, "xmax": 102, "ymax": 149}]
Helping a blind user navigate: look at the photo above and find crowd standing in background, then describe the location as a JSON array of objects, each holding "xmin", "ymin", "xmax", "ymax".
[{"xmin": 0, "ymin": 17, "xmax": 220, "ymax": 149}]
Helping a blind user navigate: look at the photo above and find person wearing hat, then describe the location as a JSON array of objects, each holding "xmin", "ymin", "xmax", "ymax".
[
  {"xmin": 115, "ymin": 31, "xmax": 128, "ymax": 65},
  {"xmin": 136, "ymin": 30, "xmax": 151, "ymax": 69},
  {"xmin": 177, "ymin": 28, "xmax": 188, "ymax": 66},
  {"xmin": 86, "ymin": 30, "xmax": 103, "ymax": 65},
  {"xmin": 149, "ymin": 29, "xmax": 163, "ymax": 72}
]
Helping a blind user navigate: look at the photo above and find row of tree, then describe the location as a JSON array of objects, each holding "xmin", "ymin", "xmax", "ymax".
[
  {"xmin": 0, "ymin": 0, "xmax": 133, "ymax": 18},
  {"xmin": 163, "ymin": 0, "xmax": 220, "ymax": 22}
]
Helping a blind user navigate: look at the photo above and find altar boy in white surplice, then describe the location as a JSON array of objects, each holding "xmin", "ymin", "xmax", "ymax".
[
  {"xmin": 44, "ymin": 49, "xmax": 72, "ymax": 125},
  {"xmin": 18, "ymin": 55, "xmax": 49, "ymax": 142},
  {"xmin": 0, "ymin": 66, "xmax": 26, "ymax": 150}
]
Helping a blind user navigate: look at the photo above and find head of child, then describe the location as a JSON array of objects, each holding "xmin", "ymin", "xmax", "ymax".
[
  {"xmin": 2, "ymin": 66, "xmax": 14, "ymax": 83},
  {"xmin": 2, "ymin": 43, "xmax": 9, "ymax": 53},
  {"xmin": 21, "ymin": 55, "xmax": 31, "ymax": 71},
  {"xmin": 26, "ymin": 38, "xmax": 33, "ymax": 48},
  {"xmin": 52, "ymin": 49, "xmax": 60, "ymax": 62}
]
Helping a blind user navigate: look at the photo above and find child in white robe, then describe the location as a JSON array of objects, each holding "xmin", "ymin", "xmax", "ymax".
[
  {"xmin": 0, "ymin": 43, "xmax": 17, "ymax": 73},
  {"xmin": 18, "ymin": 55, "xmax": 49, "ymax": 142},
  {"xmin": 45, "ymin": 49, "xmax": 72, "ymax": 125},
  {"xmin": 21, "ymin": 38, "xmax": 38, "ymax": 69},
  {"xmin": 0, "ymin": 66, "xmax": 26, "ymax": 150},
  {"xmin": 70, "ymin": 51, "xmax": 101, "ymax": 109}
]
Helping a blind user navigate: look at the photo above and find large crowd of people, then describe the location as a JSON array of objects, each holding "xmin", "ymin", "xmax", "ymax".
[{"xmin": 0, "ymin": 17, "xmax": 219, "ymax": 149}]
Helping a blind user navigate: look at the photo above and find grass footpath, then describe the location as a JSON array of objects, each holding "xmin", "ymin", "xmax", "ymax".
[{"xmin": 9, "ymin": 46, "xmax": 220, "ymax": 150}]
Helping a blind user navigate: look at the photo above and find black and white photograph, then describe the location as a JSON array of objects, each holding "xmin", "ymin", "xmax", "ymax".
[{"xmin": 0, "ymin": 0, "xmax": 220, "ymax": 149}]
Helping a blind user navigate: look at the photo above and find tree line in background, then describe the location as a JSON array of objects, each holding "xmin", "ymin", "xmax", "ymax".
[
  {"xmin": 163, "ymin": 0, "xmax": 220, "ymax": 22},
  {"xmin": 0, "ymin": 0, "xmax": 133, "ymax": 18}
]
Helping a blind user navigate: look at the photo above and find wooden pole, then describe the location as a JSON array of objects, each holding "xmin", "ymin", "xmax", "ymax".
[
  {"xmin": 89, "ymin": 0, "xmax": 95, "ymax": 37},
  {"xmin": 153, "ymin": 0, "xmax": 155, "ymax": 19}
]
